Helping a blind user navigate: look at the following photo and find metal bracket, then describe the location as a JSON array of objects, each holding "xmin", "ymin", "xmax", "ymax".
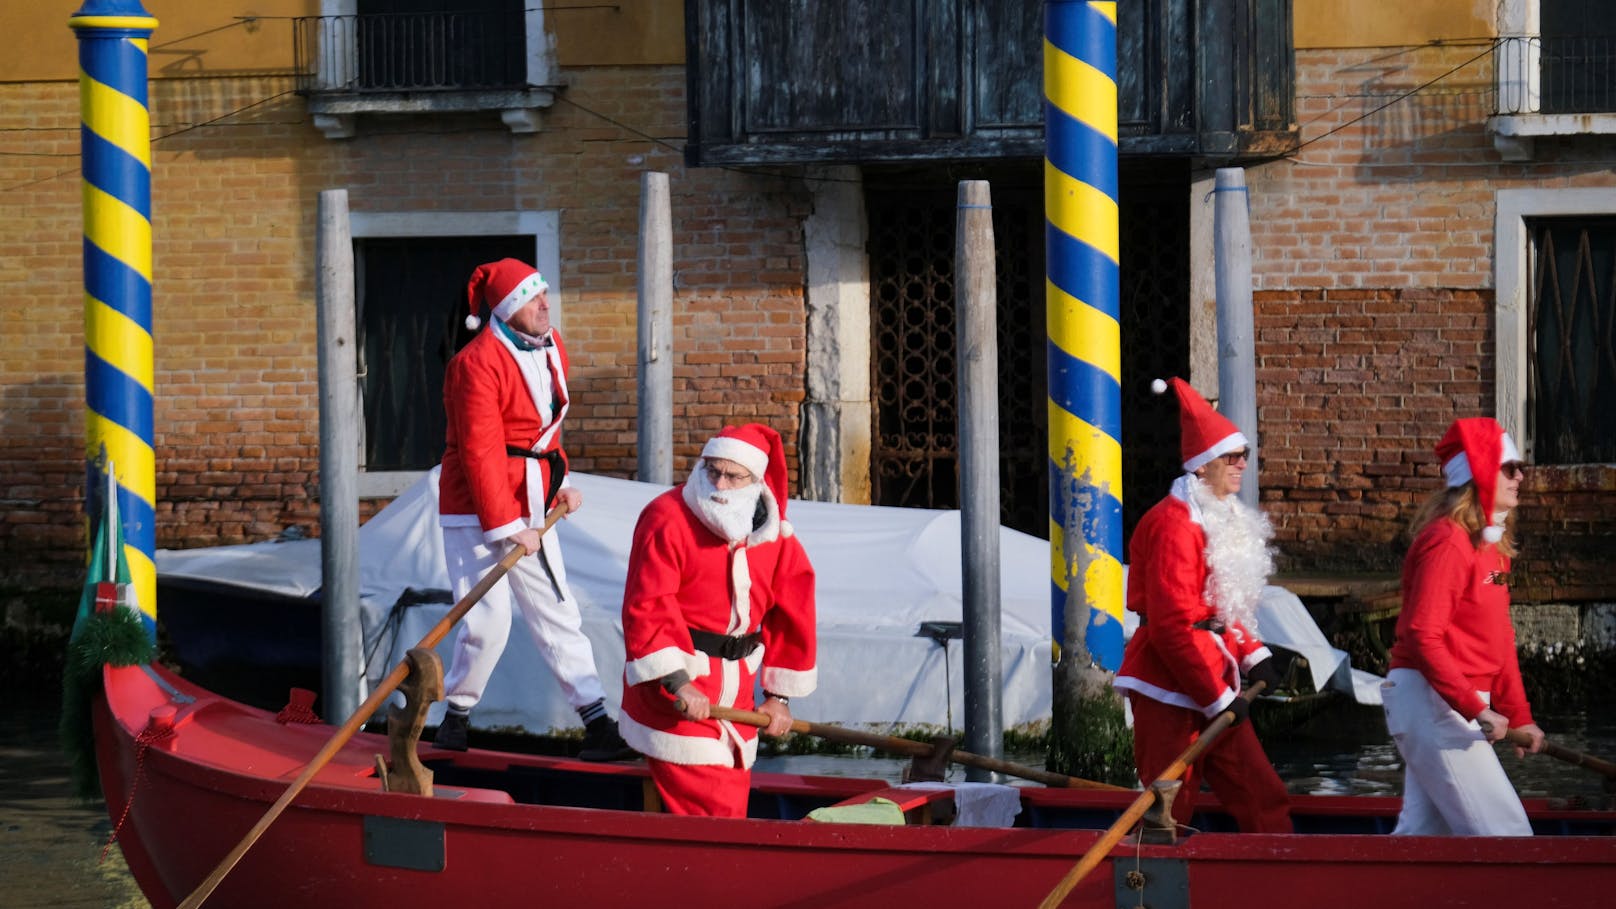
[{"xmin": 1114, "ymin": 857, "xmax": 1189, "ymax": 909}]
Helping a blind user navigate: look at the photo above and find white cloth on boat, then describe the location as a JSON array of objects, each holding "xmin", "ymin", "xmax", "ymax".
[
  {"xmin": 1381, "ymin": 668, "xmax": 1531, "ymax": 836},
  {"xmin": 897, "ymin": 781, "xmax": 1022, "ymax": 827}
]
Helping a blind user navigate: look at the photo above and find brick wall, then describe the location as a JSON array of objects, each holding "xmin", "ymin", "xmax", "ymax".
[
  {"xmin": 0, "ymin": 66, "xmax": 807, "ymax": 590},
  {"xmin": 1244, "ymin": 45, "xmax": 1616, "ymax": 604}
]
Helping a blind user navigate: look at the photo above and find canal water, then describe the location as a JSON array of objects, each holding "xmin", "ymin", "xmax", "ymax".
[{"xmin": 7, "ymin": 700, "xmax": 1611, "ymax": 908}]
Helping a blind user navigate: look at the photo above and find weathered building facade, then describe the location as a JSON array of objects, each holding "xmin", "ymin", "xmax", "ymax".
[{"xmin": 1, "ymin": 1, "xmax": 1612, "ymax": 643}]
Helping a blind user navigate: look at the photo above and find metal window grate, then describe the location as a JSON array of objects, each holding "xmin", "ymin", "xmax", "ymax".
[
  {"xmin": 1528, "ymin": 218, "xmax": 1616, "ymax": 464},
  {"xmin": 294, "ymin": 3, "xmax": 527, "ymax": 94}
]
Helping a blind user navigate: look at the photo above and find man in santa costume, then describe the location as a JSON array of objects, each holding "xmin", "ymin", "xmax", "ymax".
[
  {"xmin": 1382, "ymin": 416, "xmax": 1544, "ymax": 835},
  {"xmin": 1112, "ymin": 377, "xmax": 1292, "ymax": 833},
  {"xmin": 434, "ymin": 257, "xmax": 632, "ymax": 761},
  {"xmin": 618, "ymin": 423, "xmax": 818, "ymax": 816}
]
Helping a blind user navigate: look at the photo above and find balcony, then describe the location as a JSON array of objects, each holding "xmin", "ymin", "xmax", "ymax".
[
  {"xmin": 1490, "ymin": 35, "xmax": 1616, "ymax": 161},
  {"xmin": 293, "ymin": 10, "xmax": 560, "ymax": 139}
]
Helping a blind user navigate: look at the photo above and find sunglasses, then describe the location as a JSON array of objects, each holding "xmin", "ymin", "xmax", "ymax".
[
  {"xmin": 1220, "ymin": 449, "xmax": 1251, "ymax": 464},
  {"xmin": 1501, "ymin": 461, "xmax": 1526, "ymax": 480}
]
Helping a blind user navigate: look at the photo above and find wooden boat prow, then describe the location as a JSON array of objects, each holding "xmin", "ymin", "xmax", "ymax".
[{"xmin": 95, "ymin": 663, "xmax": 1616, "ymax": 908}]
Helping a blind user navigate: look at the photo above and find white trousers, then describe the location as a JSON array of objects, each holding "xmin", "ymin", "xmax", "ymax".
[
  {"xmin": 1381, "ymin": 667, "xmax": 1532, "ymax": 836},
  {"xmin": 440, "ymin": 524, "xmax": 605, "ymax": 714}
]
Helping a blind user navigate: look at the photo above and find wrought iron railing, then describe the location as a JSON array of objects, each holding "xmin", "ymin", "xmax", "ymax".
[
  {"xmin": 1494, "ymin": 35, "xmax": 1616, "ymax": 116},
  {"xmin": 293, "ymin": 11, "xmax": 528, "ymax": 94}
]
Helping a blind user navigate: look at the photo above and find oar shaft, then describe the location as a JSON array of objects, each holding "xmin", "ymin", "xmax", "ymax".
[
  {"xmin": 1502, "ymin": 729, "xmax": 1616, "ymax": 780},
  {"xmin": 177, "ymin": 505, "xmax": 566, "ymax": 909},
  {"xmin": 706, "ymin": 704, "xmax": 1124, "ymax": 791},
  {"xmin": 1037, "ymin": 681, "xmax": 1264, "ymax": 909}
]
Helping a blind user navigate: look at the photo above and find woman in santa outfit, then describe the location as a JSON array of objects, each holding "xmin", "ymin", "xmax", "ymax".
[
  {"xmin": 617, "ymin": 423, "xmax": 818, "ymax": 817},
  {"xmin": 1382, "ymin": 416, "xmax": 1545, "ymax": 835},
  {"xmin": 1112, "ymin": 378, "xmax": 1293, "ymax": 833}
]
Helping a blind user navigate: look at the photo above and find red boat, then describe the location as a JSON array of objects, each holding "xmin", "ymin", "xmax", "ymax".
[{"xmin": 95, "ymin": 662, "xmax": 1616, "ymax": 908}]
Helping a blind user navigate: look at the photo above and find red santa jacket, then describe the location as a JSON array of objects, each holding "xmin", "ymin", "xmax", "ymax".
[
  {"xmin": 1113, "ymin": 492, "xmax": 1272, "ymax": 716},
  {"xmin": 1388, "ymin": 517, "xmax": 1532, "ymax": 726},
  {"xmin": 618, "ymin": 485, "xmax": 817, "ymax": 768},
  {"xmin": 438, "ymin": 324, "xmax": 570, "ymax": 541}
]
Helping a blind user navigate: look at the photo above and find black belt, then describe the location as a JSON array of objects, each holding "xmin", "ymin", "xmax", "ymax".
[
  {"xmin": 506, "ymin": 445, "xmax": 567, "ymax": 510},
  {"xmin": 688, "ymin": 628, "xmax": 762, "ymax": 661},
  {"xmin": 1139, "ymin": 616, "xmax": 1226, "ymax": 634}
]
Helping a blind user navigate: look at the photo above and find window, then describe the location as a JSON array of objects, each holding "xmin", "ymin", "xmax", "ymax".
[
  {"xmin": 1540, "ymin": 0, "xmax": 1615, "ymax": 115},
  {"xmin": 1526, "ymin": 218, "xmax": 1616, "ymax": 463},
  {"xmin": 1496, "ymin": 189, "xmax": 1616, "ymax": 465},
  {"xmin": 297, "ymin": 0, "xmax": 558, "ymax": 138},
  {"xmin": 348, "ymin": 210, "xmax": 560, "ymax": 496}
]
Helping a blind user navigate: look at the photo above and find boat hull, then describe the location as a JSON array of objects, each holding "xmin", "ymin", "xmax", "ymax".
[{"xmin": 95, "ymin": 664, "xmax": 1616, "ymax": 908}]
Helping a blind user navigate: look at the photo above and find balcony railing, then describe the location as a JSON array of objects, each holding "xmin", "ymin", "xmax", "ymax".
[
  {"xmin": 1494, "ymin": 35, "xmax": 1616, "ymax": 116},
  {"xmin": 293, "ymin": 11, "xmax": 528, "ymax": 95}
]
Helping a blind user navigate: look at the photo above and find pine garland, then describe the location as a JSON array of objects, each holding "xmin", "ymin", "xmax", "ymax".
[{"xmin": 59, "ymin": 608, "xmax": 156, "ymax": 801}]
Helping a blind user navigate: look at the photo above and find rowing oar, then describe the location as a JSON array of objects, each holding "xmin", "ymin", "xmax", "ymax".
[
  {"xmin": 176, "ymin": 503, "xmax": 569, "ymax": 909},
  {"xmin": 706, "ymin": 703, "xmax": 1125, "ymax": 791},
  {"xmin": 1496, "ymin": 727, "xmax": 1616, "ymax": 780},
  {"xmin": 1036, "ymin": 681, "xmax": 1267, "ymax": 909}
]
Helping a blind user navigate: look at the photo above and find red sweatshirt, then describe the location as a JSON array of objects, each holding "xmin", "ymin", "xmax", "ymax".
[{"xmin": 1388, "ymin": 517, "xmax": 1533, "ymax": 726}]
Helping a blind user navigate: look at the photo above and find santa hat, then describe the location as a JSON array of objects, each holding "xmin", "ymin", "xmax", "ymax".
[
  {"xmin": 464, "ymin": 258, "xmax": 549, "ymax": 330},
  {"xmin": 1435, "ymin": 417, "xmax": 1521, "ymax": 543},
  {"xmin": 1152, "ymin": 377, "xmax": 1248, "ymax": 472},
  {"xmin": 701, "ymin": 422, "xmax": 788, "ymax": 518}
]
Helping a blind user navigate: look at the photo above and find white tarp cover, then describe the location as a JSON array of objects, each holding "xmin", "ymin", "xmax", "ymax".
[{"xmin": 156, "ymin": 469, "xmax": 1377, "ymax": 734}]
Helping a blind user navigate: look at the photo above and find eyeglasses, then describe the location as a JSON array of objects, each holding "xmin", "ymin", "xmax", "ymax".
[
  {"xmin": 1501, "ymin": 461, "xmax": 1527, "ymax": 480},
  {"xmin": 703, "ymin": 464, "xmax": 755, "ymax": 485},
  {"xmin": 1220, "ymin": 449, "xmax": 1251, "ymax": 464}
]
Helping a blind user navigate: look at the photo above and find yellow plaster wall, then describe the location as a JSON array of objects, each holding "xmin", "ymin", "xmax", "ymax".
[
  {"xmin": 7, "ymin": 0, "xmax": 682, "ymax": 84},
  {"xmin": 1294, "ymin": 0, "xmax": 1494, "ymax": 49}
]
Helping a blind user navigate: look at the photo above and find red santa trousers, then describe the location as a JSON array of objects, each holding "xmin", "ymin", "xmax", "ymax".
[
  {"xmin": 648, "ymin": 758, "xmax": 750, "ymax": 817},
  {"xmin": 1128, "ymin": 692, "xmax": 1293, "ymax": 833}
]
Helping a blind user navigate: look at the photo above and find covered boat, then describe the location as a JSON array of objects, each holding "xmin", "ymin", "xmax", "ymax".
[{"xmin": 95, "ymin": 661, "xmax": 1616, "ymax": 909}]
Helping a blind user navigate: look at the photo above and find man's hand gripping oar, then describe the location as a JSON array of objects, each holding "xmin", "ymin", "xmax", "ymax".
[{"xmin": 175, "ymin": 502, "xmax": 570, "ymax": 909}]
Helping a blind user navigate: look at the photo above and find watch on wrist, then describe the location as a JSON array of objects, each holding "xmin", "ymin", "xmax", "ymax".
[{"xmin": 765, "ymin": 691, "xmax": 789, "ymax": 705}]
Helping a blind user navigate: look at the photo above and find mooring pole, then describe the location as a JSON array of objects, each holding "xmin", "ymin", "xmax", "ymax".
[
  {"xmin": 956, "ymin": 180, "xmax": 1003, "ymax": 777},
  {"xmin": 316, "ymin": 189, "xmax": 362, "ymax": 722},
  {"xmin": 637, "ymin": 172, "xmax": 673, "ymax": 484},
  {"xmin": 70, "ymin": 0, "xmax": 160, "ymax": 640},
  {"xmin": 1044, "ymin": 0, "xmax": 1123, "ymax": 672},
  {"xmin": 1213, "ymin": 167, "xmax": 1259, "ymax": 509}
]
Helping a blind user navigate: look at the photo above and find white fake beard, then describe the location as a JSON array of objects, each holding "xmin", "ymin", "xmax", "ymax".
[
  {"xmin": 1188, "ymin": 479, "xmax": 1275, "ymax": 635},
  {"xmin": 688, "ymin": 465, "xmax": 763, "ymax": 543}
]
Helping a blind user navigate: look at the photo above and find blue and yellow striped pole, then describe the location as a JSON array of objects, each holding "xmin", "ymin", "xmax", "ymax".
[
  {"xmin": 1045, "ymin": 1, "xmax": 1122, "ymax": 670},
  {"xmin": 70, "ymin": 1, "xmax": 159, "ymax": 638}
]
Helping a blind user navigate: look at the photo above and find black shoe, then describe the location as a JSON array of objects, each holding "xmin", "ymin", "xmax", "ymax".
[
  {"xmin": 434, "ymin": 711, "xmax": 469, "ymax": 752},
  {"xmin": 578, "ymin": 716, "xmax": 637, "ymax": 762}
]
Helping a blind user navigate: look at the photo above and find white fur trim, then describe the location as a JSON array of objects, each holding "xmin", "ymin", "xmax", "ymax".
[
  {"xmin": 1240, "ymin": 646, "xmax": 1274, "ymax": 672},
  {"xmin": 481, "ymin": 517, "xmax": 528, "ymax": 544},
  {"xmin": 1443, "ymin": 452, "xmax": 1473, "ymax": 488},
  {"xmin": 617, "ymin": 710, "xmax": 760, "ymax": 768},
  {"xmin": 701, "ymin": 436, "xmax": 769, "ymax": 479},
  {"xmin": 491, "ymin": 272, "xmax": 548, "ymax": 323},
  {"xmin": 1183, "ymin": 431, "xmax": 1248, "ymax": 472},
  {"xmin": 1113, "ymin": 675, "xmax": 1236, "ymax": 716},
  {"xmin": 625, "ymin": 646, "xmax": 710, "ymax": 687},
  {"xmin": 760, "ymin": 665, "xmax": 817, "ymax": 698}
]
